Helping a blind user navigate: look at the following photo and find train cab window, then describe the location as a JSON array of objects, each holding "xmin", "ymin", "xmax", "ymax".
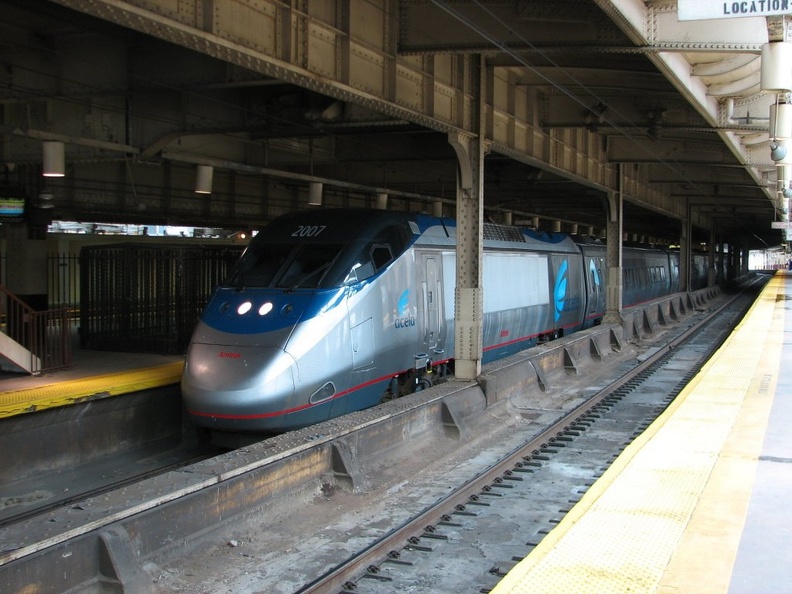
[
  {"xmin": 277, "ymin": 243, "xmax": 344, "ymax": 289},
  {"xmin": 227, "ymin": 243, "xmax": 290, "ymax": 287},
  {"xmin": 227, "ymin": 242, "xmax": 344, "ymax": 289}
]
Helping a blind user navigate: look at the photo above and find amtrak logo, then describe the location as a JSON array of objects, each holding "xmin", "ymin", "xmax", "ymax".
[
  {"xmin": 554, "ymin": 260, "xmax": 568, "ymax": 322},
  {"xmin": 395, "ymin": 289, "xmax": 416, "ymax": 328}
]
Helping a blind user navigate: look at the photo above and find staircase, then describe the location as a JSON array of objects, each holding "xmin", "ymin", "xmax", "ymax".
[
  {"xmin": 0, "ymin": 285, "xmax": 71, "ymax": 375},
  {"xmin": 0, "ymin": 330, "xmax": 41, "ymax": 373}
]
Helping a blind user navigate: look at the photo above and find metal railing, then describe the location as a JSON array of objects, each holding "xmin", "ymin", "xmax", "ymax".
[{"xmin": 0, "ymin": 285, "xmax": 72, "ymax": 374}]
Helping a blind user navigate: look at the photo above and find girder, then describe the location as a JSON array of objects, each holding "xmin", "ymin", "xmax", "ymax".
[{"xmin": 0, "ymin": 0, "xmax": 781, "ymax": 250}]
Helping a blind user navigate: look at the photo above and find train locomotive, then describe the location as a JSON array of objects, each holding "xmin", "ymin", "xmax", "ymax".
[{"xmin": 181, "ymin": 208, "xmax": 704, "ymax": 434}]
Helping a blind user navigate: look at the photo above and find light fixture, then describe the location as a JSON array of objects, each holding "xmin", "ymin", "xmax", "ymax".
[
  {"xmin": 42, "ymin": 141, "xmax": 65, "ymax": 177},
  {"xmin": 195, "ymin": 165, "xmax": 214, "ymax": 194},
  {"xmin": 308, "ymin": 181, "xmax": 323, "ymax": 206},
  {"xmin": 375, "ymin": 192, "xmax": 388, "ymax": 210},
  {"xmin": 771, "ymin": 141, "xmax": 788, "ymax": 162},
  {"xmin": 761, "ymin": 42, "xmax": 792, "ymax": 92}
]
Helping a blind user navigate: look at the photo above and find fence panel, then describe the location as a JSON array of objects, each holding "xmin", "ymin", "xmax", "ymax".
[
  {"xmin": 80, "ymin": 244, "xmax": 242, "ymax": 354},
  {"xmin": 47, "ymin": 253, "xmax": 80, "ymax": 310}
]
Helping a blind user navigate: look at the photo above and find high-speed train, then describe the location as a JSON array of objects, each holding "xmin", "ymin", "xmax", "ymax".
[{"xmin": 181, "ymin": 208, "xmax": 707, "ymax": 433}]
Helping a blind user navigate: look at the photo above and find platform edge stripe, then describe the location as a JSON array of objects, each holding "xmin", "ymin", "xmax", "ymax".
[
  {"xmin": 0, "ymin": 361, "xmax": 184, "ymax": 419},
  {"xmin": 656, "ymin": 283, "xmax": 784, "ymax": 592},
  {"xmin": 491, "ymin": 276, "xmax": 783, "ymax": 594}
]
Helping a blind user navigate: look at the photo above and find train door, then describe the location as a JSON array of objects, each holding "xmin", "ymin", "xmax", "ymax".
[
  {"xmin": 419, "ymin": 253, "xmax": 444, "ymax": 358},
  {"xmin": 548, "ymin": 254, "xmax": 585, "ymax": 335},
  {"xmin": 585, "ymin": 255, "xmax": 605, "ymax": 324}
]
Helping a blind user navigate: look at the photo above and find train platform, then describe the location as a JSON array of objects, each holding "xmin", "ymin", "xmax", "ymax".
[
  {"xmin": 0, "ymin": 346, "xmax": 183, "ymax": 419},
  {"xmin": 492, "ymin": 270, "xmax": 792, "ymax": 594}
]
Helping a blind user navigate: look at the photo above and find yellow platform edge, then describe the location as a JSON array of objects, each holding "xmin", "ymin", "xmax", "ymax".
[
  {"xmin": 492, "ymin": 274, "xmax": 784, "ymax": 594},
  {"xmin": 0, "ymin": 361, "xmax": 184, "ymax": 418}
]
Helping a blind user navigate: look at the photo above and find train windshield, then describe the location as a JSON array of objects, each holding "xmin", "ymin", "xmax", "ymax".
[
  {"xmin": 224, "ymin": 210, "xmax": 414, "ymax": 290},
  {"xmin": 226, "ymin": 242, "xmax": 345, "ymax": 289}
]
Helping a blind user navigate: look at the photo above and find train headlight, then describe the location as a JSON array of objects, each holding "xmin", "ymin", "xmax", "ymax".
[
  {"xmin": 237, "ymin": 301, "xmax": 252, "ymax": 315},
  {"xmin": 258, "ymin": 302, "xmax": 273, "ymax": 316}
]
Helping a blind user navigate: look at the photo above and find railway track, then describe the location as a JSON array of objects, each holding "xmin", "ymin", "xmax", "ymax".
[
  {"xmin": 0, "ymin": 447, "xmax": 219, "ymax": 530},
  {"xmin": 0, "ymin": 281, "xmax": 762, "ymax": 594},
  {"xmin": 294, "ymin": 282, "xmax": 761, "ymax": 594}
]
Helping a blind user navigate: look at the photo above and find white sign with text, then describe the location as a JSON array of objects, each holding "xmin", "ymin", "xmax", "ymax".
[{"xmin": 678, "ymin": 0, "xmax": 792, "ymax": 21}]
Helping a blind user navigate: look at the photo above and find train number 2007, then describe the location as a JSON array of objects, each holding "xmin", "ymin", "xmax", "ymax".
[{"xmin": 291, "ymin": 225, "xmax": 326, "ymax": 237}]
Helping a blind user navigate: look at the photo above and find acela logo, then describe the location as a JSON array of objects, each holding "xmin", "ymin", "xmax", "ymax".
[
  {"xmin": 218, "ymin": 351, "xmax": 241, "ymax": 358},
  {"xmin": 398, "ymin": 290, "xmax": 410, "ymax": 316},
  {"xmin": 395, "ymin": 289, "xmax": 416, "ymax": 328},
  {"xmin": 554, "ymin": 260, "xmax": 568, "ymax": 322}
]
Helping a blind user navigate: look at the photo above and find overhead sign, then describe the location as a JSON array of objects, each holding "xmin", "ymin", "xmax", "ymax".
[
  {"xmin": 771, "ymin": 221, "xmax": 792, "ymax": 228},
  {"xmin": 678, "ymin": 0, "xmax": 792, "ymax": 21}
]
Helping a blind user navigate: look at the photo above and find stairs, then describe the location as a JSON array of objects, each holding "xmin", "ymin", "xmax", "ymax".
[{"xmin": 0, "ymin": 329, "xmax": 40, "ymax": 374}]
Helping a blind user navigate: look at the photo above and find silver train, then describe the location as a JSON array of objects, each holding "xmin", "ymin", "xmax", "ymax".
[{"xmin": 182, "ymin": 209, "xmax": 707, "ymax": 433}]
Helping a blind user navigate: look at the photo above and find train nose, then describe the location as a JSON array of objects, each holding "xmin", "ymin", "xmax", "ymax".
[{"xmin": 181, "ymin": 343, "xmax": 298, "ymax": 425}]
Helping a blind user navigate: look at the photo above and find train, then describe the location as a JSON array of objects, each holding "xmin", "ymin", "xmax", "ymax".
[{"xmin": 181, "ymin": 208, "xmax": 709, "ymax": 434}]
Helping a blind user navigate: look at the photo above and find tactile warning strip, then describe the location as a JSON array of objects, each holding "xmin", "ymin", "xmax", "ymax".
[
  {"xmin": 0, "ymin": 361, "xmax": 183, "ymax": 418},
  {"xmin": 492, "ymin": 275, "xmax": 783, "ymax": 594}
]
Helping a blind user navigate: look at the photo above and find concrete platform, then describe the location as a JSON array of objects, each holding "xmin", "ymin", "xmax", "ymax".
[
  {"xmin": 492, "ymin": 270, "xmax": 791, "ymax": 594},
  {"xmin": 0, "ymin": 346, "xmax": 182, "ymax": 419}
]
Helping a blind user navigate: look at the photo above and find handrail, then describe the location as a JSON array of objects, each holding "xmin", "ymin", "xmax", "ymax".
[{"xmin": 0, "ymin": 284, "xmax": 71, "ymax": 374}]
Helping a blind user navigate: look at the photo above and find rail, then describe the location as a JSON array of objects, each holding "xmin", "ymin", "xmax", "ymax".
[{"xmin": 0, "ymin": 285, "xmax": 71, "ymax": 374}]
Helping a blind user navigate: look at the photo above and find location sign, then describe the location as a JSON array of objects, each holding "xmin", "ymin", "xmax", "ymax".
[{"xmin": 678, "ymin": 0, "xmax": 792, "ymax": 21}]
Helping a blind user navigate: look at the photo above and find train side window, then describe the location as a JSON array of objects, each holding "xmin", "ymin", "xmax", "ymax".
[
  {"xmin": 370, "ymin": 244, "xmax": 393, "ymax": 271},
  {"xmin": 344, "ymin": 225, "xmax": 405, "ymax": 284}
]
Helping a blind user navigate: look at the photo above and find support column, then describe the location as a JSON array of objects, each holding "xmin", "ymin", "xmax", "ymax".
[
  {"xmin": 715, "ymin": 238, "xmax": 723, "ymax": 284},
  {"xmin": 603, "ymin": 188, "xmax": 624, "ymax": 325},
  {"xmin": 707, "ymin": 229, "xmax": 716, "ymax": 288},
  {"xmin": 679, "ymin": 201, "xmax": 692, "ymax": 292},
  {"xmin": 449, "ymin": 56, "xmax": 486, "ymax": 381}
]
